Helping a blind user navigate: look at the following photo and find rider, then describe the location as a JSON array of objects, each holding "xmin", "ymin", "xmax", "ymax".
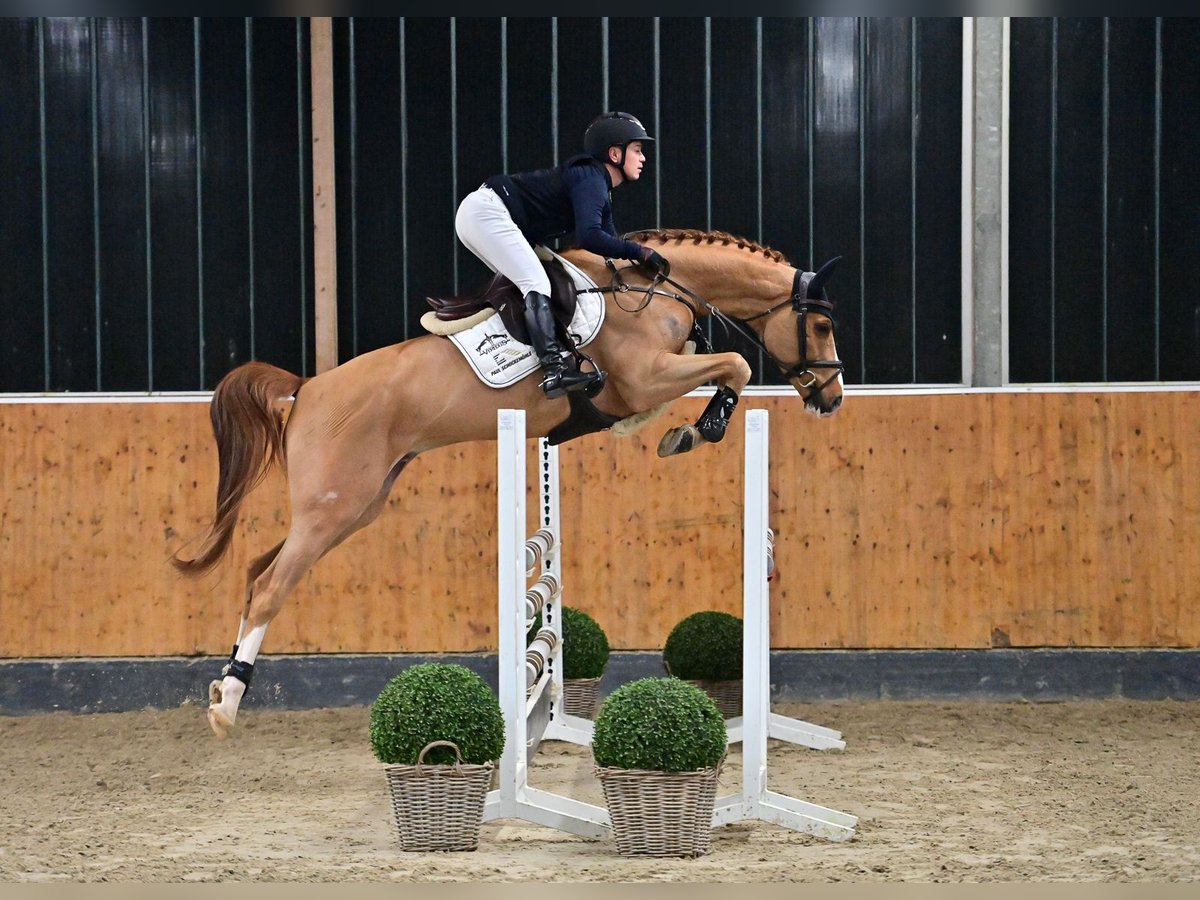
[{"xmin": 455, "ymin": 111, "xmax": 671, "ymax": 398}]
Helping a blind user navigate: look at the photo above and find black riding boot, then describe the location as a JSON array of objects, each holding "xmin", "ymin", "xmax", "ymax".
[{"xmin": 523, "ymin": 291, "xmax": 604, "ymax": 399}]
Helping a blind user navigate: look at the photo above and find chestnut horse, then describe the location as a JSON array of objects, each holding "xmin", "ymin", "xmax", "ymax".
[{"xmin": 173, "ymin": 228, "xmax": 844, "ymax": 736}]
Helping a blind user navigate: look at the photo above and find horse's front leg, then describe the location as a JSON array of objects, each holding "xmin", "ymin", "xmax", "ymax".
[{"xmin": 614, "ymin": 349, "xmax": 752, "ymax": 458}]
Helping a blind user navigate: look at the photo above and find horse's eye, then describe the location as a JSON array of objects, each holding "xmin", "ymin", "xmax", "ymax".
[{"xmin": 813, "ymin": 320, "xmax": 834, "ymax": 337}]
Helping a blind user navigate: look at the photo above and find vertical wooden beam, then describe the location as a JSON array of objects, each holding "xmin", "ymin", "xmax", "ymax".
[{"xmin": 310, "ymin": 16, "xmax": 338, "ymax": 373}]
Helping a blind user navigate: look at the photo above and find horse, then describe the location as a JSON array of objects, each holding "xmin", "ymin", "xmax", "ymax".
[{"xmin": 172, "ymin": 228, "xmax": 845, "ymax": 737}]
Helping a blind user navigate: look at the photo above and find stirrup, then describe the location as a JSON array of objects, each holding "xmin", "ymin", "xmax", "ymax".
[
  {"xmin": 541, "ymin": 369, "xmax": 604, "ymax": 399},
  {"xmin": 539, "ymin": 375, "xmax": 567, "ymax": 399},
  {"xmin": 547, "ymin": 368, "xmax": 604, "ymax": 395},
  {"xmin": 582, "ymin": 368, "xmax": 607, "ymax": 398}
]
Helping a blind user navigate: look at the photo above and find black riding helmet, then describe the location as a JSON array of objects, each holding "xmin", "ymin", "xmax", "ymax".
[{"xmin": 584, "ymin": 111, "xmax": 654, "ymax": 167}]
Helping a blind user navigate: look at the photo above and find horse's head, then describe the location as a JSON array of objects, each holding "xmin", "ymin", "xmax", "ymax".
[
  {"xmin": 753, "ymin": 256, "xmax": 845, "ymax": 416},
  {"xmin": 568, "ymin": 229, "xmax": 845, "ymax": 416}
]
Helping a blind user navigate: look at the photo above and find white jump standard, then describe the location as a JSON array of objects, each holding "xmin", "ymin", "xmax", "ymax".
[
  {"xmin": 485, "ymin": 409, "xmax": 608, "ymax": 837},
  {"xmin": 712, "ymin": 408, "xmax": 857, "ymax": 841},
  {"xmin": 485, "ymin": 407, "xmax": 856, "ymax": 842}
]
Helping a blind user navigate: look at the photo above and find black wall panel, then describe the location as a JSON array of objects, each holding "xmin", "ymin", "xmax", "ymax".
[
  {"xmin": 0, "ymin": 17, "xmax": 313, "ymax": 393},
  {"xmin": 1009, "ymin": 19, "xmax": 1055, "ymax": 383},
  {"xmin": 862, "ymin": 17, "xmax": 914, "ymax": 385},
  {"xmin": 43, "ymin": 17, "xmax": 98, "ymax": 392},
  {"xmin": 2, "ymin": 16, "xmax": 970, "ymax": 392},
  {"xmin": 249, "ymin": 17, "xmax": 311, "ymax": 381},
  {"xmin": 811, "ymin": 17, "xmax": 864, "ymax": 382},
  {"xmin": 1105, "ymin": 18, "xmax": 1158, "ymax": 382},
  {"xmin": 95, "ymin": 17, "xmax": 150, "ymax": 392},
  {"xmin": 454, "ymin": 18, "xmax": 506, "ymax": 298},
  {"xmin": 0, "ymin": 19, "xmax": 48, "ymax": 390},
  {"xmin": 913, "ymin": 17, "xmax": 962, "ymax": 384},
  {"xmin": 657, "ymin": 18, "xmax": 709, "ymax": 232},
  {"xmin": 1159, "ymin": 18, "xmax": 1200, "ymax": 381},
  {"xmin": 342, "ymin": 18, "xmax": 402, "ymax": 358},
  {"xmin": 709, "ymin": 18, "xmax": 761, "ymax": 243},
  {"xmin": 606, "ymin": 17, "xmax": 658, "ymax": 235},
  {"xmin": 1052, "ymin": 19, "xmax": 1105, "ymax": 383},
  {"xmin": 1009, "ymin": 17, "xmax": 1198, "ymax": 383},
  {"xmin": 554, "ymin": 19, "xmax": 604, "ymax": 171},
  {"xmin": 12, "ymin": 16, "xmax": 1195, "ymax": 391},
  {"xmin": 504, "ymin": 19, "xmax": 553, "ymax": 176},
  {"xmin": 376, "ymin": 17, "xmax": 453, "ymax": 367},
  {"xmin": 198, "ymin": 18, "xmax": 250, "ymax": 389},
  {"xmin": 761, "ymin": 18, "xmax": 812, "ymax": 279}
]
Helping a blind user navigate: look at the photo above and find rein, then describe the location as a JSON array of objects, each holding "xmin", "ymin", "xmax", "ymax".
[{"xmin": 583, "ymin": 260, "xmax": 845, "ymax": 393}]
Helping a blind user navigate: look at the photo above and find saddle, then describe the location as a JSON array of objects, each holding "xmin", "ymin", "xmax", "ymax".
[{"xmin": 424, "ymin": 257, "xmax": 579, "ymax": 346}]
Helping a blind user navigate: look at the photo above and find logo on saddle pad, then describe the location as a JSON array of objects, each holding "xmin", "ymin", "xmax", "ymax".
[
  {"xmin": 475, "ymin": 333, "xmax": 511, "ymax": 354},
  {"xmin": 448, "ymin": 250, "xmax": 605, "ymax": 390}
]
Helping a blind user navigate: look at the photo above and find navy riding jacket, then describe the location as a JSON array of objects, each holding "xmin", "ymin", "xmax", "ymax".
[{"xmin": 484, "ymin": 155, "xmax": 648, "ymax": 262}]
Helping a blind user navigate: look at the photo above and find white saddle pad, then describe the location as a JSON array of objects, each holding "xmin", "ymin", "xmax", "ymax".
[{"xmin": 448, "ymin": 248, "xmax": 605, "ymax": 389}]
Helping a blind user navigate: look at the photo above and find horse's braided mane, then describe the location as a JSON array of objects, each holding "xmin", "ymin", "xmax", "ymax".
[{"xmin": 623, "ymin": 228, "xmax": 790, "ymax": 265}]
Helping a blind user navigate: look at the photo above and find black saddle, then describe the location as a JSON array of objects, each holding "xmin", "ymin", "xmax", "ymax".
[{"xmin": 425, "ymin": 257, "xmax": 579, "ymax": 346}]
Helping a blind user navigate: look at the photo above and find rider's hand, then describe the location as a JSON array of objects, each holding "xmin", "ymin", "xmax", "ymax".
[{"xmin": 642, "ymin": 248, "xmax": 671, "ymax": 278}]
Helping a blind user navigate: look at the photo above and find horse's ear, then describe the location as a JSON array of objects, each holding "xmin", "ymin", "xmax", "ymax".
[{"xmin": 807, "ymin": 255, "xmax": 843, "ymax": 299}]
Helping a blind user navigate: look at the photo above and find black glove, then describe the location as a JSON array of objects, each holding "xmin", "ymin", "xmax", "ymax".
[{"xmin": 643, "ymin": 248, "xmax": 671, "ymax": 278}]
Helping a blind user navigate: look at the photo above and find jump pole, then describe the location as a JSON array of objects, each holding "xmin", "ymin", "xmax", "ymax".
[
  {"xmin": 483, "ymin": 408, "xmax": 609, "ymax": 838},
  {"xmin": 711, "ymin": 408, "xmax": 858, "ymax": 840}
]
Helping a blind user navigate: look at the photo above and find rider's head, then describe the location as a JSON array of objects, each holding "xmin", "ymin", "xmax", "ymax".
[{"xmin": 584, "ymin": 111, "xmax": 653, "ymax": 187}]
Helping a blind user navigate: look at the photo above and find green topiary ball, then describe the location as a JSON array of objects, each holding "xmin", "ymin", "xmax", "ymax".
[
  {"xmin": 561, "ymin": 606, "xmax": 610, "ymax": 679},
  {"xmin": 592, "ymin": 677, "xmax": 727, "ymax": 772},
  {"xmin": 369, "ymin": 663, "xmax": 505, "ymax": 766},
  {"xmin": 663, "ymin": 610, "xmax": 743, "ymax": 681}
]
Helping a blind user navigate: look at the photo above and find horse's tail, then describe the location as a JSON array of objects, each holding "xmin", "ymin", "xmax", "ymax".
[{"xmin": 172, "ymin": 361, "xmax": 305, "ymax": 576}]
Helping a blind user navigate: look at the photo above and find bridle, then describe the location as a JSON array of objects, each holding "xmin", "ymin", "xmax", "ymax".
[
  {"xmin": 588, "ymin": 258, "xmax": 845, "ymax": 397},
  {"xmin": 737, "ymin": 267, "xmax": 845, "ymax": 392}
]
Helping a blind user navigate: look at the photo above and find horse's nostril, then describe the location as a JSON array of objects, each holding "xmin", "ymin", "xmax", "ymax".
[{"xmin": 830, "ymin": 394, "xmax": 843, "ymax": 411}]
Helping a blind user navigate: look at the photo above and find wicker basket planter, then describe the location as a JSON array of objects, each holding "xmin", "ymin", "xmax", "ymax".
[
  {"xmin": 663, "ymin": 611, "xmax": 744, "ymax": 719},
  {"xmin": 595, "ymin": 761, "xmax": 724, "ymax": 857},
  {"xmin": 562, "ymin": 676, "xmax": 602, "ymax": 718},
  {"xmin": 383, "ymin": 740, "xmax": 494, "ymax": 852},
  {"xmin": 663, "ymin": 662, "xmax": 743, "ymax": 719},
  {"xmin": 591, "ymin": 677, "xmax": 729, "ymax": 858},
  {"xmin": 685, "ymin": 678, "xmax": 742, "ymax": 719}
]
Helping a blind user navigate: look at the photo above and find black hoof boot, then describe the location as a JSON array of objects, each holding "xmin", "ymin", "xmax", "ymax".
[{"xmin": 695, "ymin": 386, "xmax": 739, "ymax": 443}]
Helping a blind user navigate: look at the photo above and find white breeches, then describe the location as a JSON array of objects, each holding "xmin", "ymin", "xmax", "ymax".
[{"xmin": 455, "ymin": 185, "xmax": 551, "ymax": 297}]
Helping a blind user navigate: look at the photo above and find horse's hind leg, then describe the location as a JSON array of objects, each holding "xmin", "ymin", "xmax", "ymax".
[
  {"xmin": 207, "ymin": 458, "xmax": 412, "ymax": 737},
  {"xmin": 209, "ymin": 540, "xmax": 285, "ymax": 705},
  {"xmin": 229, "ymin": 541, "xmax": 285, "ymax": 665},
  {"xmin": 206, "ymin": 520, "xmax": 348, "ymax": 737}
]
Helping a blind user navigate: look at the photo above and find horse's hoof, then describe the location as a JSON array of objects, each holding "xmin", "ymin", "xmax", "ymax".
[
  {"xmin": 207, "ymin": 679, "xmax": 235, "ymax": 738},
  {"xmin": 207, "ymin": 705, "xmax": 234, "ymax": 739},
  {"xmin": 657, "ymin": 424, "xmax": 701, "ymax": 457}
]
